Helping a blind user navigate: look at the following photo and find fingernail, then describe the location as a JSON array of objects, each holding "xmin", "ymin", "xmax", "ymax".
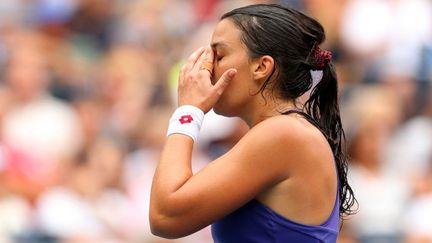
[{"xmin": 228, "ymin": 69, "xmax": 237, "ymax": 78}]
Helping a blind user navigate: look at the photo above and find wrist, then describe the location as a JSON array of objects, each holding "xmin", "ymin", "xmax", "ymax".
[{"xmin": 166, "ymin": 105, "xmax": 205, "ymax": 142}]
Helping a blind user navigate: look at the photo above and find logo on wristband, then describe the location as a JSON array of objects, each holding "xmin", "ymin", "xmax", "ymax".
[{"xmin": 179, "ymin": 115, "xmax": 193, "ymax": 124}]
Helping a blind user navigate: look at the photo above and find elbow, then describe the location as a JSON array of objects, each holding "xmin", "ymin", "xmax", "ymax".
[
  {"xmin": 150, "ymin": 194, "xmax": 199, "ymax": 238},
  {"xmin": 149, "ymin": 214, "xmax": 175, "ymax": 239},
  {"xmin": 149, "ymin": 210, "xmax": 190, "ymax": 239}
]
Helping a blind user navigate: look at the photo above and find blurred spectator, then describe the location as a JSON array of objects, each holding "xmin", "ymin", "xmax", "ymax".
[
  {"xmin": 340, "ymin": 0, "xmax": 432, "ymax": 61},
  {"xmin": 96, "ymin": 44, "xmax": 160, "ymax": 150},
  {"xmin": 397, "ymin": 88, "xmax": 432, "ymax": 243},
  {"xmin": 35, "ymin": 137, "xmax": 132, "ymax": 242},
  {"xmin": 67, "ymin": 0, "xmax": 113, "ymax": 50},
  {"xmin": 342, "ymin": 85, "xmax": 409, "ymax": 243},
  {"xmin": 0, "ymin": 85, "xmax": 33, "ymax": 243},
  {"xmin": 1, "ymin": 31, "xmax": 83, "ymax": 200},
  {"xmin": 402, "ymin": 175, "xmax": 432, "ymax": 243},
  {"xmin": 384, "ymin": 102, "xmax": 432, "ymax": 181}
]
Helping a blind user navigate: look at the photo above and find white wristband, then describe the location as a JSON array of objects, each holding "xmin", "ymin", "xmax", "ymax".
[{"xmin": 166, "ymin": 105, "xmax": 205, "ymax": 142}]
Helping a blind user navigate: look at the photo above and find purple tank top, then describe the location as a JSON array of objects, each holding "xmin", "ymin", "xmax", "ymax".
[{"xmin": 211, "ymin": 195, "xmax": 339, "ymax": 243}]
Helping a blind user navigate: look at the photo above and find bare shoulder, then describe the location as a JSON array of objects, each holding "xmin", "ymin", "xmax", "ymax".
[
  {"xmin": 232, "ymin": 114, "xmax": 332, "ymax": 177},
  {"xmin": 244, "ymin": 114, "xmax": 327, "ymax": 152}
]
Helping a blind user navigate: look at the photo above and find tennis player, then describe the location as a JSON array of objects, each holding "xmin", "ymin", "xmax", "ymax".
[{"xmin": 150, "ymin": 4, "xmax": 356, "ymax": 242}]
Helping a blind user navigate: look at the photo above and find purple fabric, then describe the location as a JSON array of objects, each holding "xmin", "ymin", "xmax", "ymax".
[{"xmin": 211, "ymin": 196, "xmax": 339, "ymax": 243}]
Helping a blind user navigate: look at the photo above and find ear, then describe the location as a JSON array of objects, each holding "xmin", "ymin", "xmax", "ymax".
[{"xmin": 251, "ymin": 55, "xmax": 275, "ymax": 84}]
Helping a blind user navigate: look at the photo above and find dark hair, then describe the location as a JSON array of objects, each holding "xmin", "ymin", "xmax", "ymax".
[{"xmin": 222, "ymin": 4, "xmax": 357, "ymax": 220}]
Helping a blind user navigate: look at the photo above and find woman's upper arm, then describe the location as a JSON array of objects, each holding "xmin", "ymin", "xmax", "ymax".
[{"xmin": 151, "ymin": 118, "xmax": 299, "ymax": 237}]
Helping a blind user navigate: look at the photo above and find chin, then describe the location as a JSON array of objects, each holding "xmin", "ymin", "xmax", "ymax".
[
  {"xmin": 213, "ymin": 102, "xmax": 238, "ymax": 118},
  {"xmin": 213, "ymin": 106, "xmax": 228, "ymax": 117}
]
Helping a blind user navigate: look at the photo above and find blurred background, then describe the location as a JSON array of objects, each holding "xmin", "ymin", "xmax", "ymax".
[{"xmin": 0, "ymin": 0, "xmax": 431, "ymax": 242}]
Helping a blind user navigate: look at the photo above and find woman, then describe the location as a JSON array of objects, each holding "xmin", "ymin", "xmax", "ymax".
[{"xmin": 150, "ymin": 4, "xmax": 356, "ymax": 242}]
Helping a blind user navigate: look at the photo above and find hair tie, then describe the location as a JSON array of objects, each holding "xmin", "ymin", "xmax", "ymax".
[{"xmin": 308, "ymin": 45, "xmax": 332, "ymax": 70}]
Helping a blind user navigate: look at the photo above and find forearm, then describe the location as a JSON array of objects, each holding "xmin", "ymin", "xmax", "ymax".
[{"xmin": 151, "ymin": 134, "xmax": 194, "ymax": 214}]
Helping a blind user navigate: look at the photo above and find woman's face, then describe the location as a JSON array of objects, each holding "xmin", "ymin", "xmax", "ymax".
[{"xmin": 210, "ymin": 18, "xmax": 258, "ymax": 117}]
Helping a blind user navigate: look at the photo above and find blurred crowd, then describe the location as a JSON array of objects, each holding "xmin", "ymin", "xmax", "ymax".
[{"xmin": 0, "ymin": 0, "xmax": 431, "ymax": 242}]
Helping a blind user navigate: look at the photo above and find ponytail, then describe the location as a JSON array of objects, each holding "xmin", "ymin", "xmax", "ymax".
[{"xmin": 304, "ymin": 55, "xmax": 357, "ymax": 219}]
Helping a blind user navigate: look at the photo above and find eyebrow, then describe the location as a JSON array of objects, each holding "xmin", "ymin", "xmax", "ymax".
[{"xmin": 210, "ymin": 42, "xmax": 229, "ymax": 50}]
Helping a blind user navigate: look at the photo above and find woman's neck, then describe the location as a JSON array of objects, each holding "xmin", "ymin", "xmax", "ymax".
[{"xmin": 243, "ymin": 96, "xmax": 296, "ymax": 128}]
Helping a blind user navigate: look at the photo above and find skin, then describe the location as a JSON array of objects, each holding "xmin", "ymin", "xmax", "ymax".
[{"xmin": 150, "ymin": 19, "xmax": 338, "ymax": 238}]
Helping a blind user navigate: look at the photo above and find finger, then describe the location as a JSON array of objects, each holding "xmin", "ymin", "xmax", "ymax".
[
  {"xmin": 213, "ymin": 68, "xmax": 237, "ymax": 95},
  {"xmin": 184, "ymin": 47, "xmax": 205, "ymax": 72},
  {"xmin": 206, "ymin": 45, "xmax": 214, "ymax": 65},
  {"xmin": 195, "ymin": 47, "xmax": 214, "ymax": 76},
  {"xmin": 179, "ymin": 64, "xmax": 186, "ymax": 85}
]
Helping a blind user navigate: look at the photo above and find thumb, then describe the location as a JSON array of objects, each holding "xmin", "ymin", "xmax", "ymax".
[{"xmin": 213, "ymin": 68, "xmax": 237, "ymax": 96}]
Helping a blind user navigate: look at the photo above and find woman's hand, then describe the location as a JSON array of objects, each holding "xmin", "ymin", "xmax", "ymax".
[{"xmin": 178, "ymin": 46, "xmax": 237, "ymax": 113}]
